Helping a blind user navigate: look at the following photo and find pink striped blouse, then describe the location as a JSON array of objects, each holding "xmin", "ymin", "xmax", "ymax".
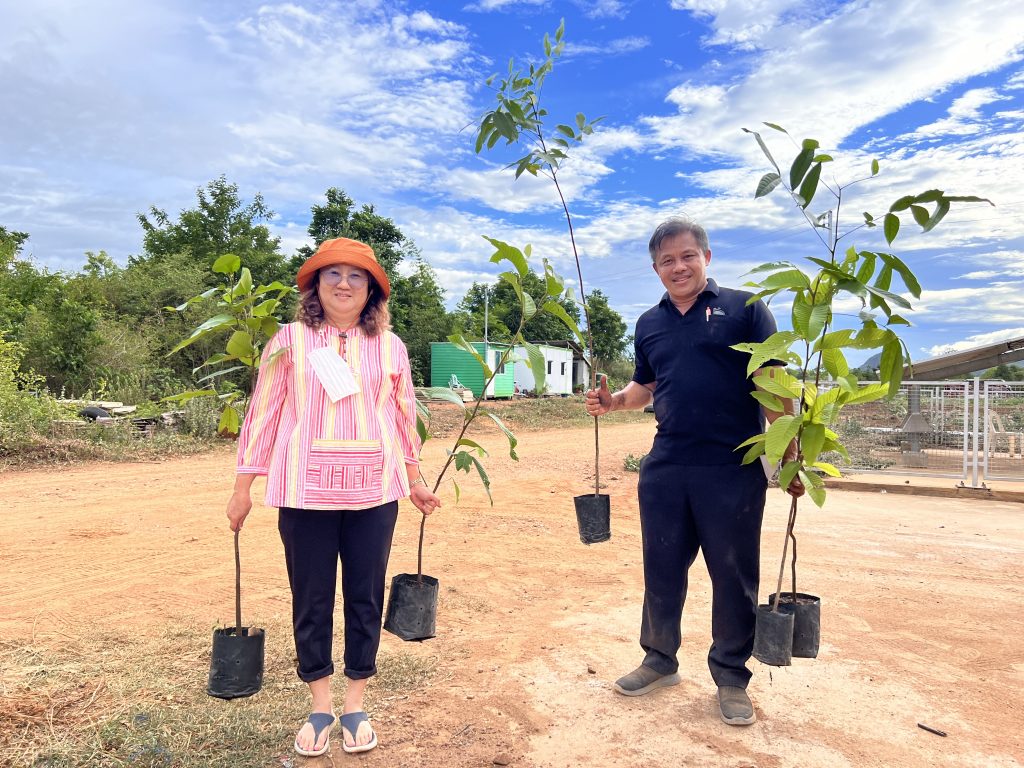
[{"xmin": 236, "ymin": 321, "xmax": 421, "ymax": 510}]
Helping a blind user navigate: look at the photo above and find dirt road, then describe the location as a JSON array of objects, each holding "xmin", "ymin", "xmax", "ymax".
[{"xmin": 2, "ymin": 422, "xmax": 1023, "ymax": 767}]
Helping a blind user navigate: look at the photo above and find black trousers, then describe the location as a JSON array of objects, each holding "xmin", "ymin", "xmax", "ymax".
[
  {"xmin": 278, "ymin": 502, "xmax": 399, "ymax": 682},
  {"xmin": 637, "ymin": 458, "xmax": 767, "ymax": 688}
]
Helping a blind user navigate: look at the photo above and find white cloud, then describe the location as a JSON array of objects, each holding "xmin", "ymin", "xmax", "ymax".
[
  {"xmin": 907, "ymin": 88, "xmax": 1011, "ymax": 139},
  {"xmin": 926, "ymin": 327, "xmax": 1024, "ymax": 357},
  {"xmin": 463, "ymin": 0, "xmax": 546, "ymax": 11},
  {"xmin": 564, "ymin": 36, "xmax": 650, "ymax": 60},
  {"xmin": 649, "ymin": 0, "xmax": 1024, "ymax": 161},
  {"xmin": 669, "ymin": 0, "xmax": 809, "ymax": 49}
]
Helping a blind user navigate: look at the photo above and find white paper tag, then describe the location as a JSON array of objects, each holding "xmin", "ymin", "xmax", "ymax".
[{"xmin": 309, "ymin": 346, "xmax": 360, "ymax": 402}]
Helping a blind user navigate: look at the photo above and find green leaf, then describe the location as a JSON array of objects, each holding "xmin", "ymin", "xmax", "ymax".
[
  {"xmin": 740, "ymin": 441, "xmax": 766, "ymax": 465},
  {"xmin": 813, "ymin": 461, "xmax": 842, "ymax": 477},
  {"xmin": 251, "ymin": 299, "xmax": 278, "ymax": 317},
  {"xmin": 797, "ymin": 162, "xmax": 822, "ymax": 209},
  {"xmin": 453, "ymin": 479, "xmax": 461, "ymax": 503},
  {"xmin": 855, "ymin": 251, "xmax": 877, "ymax": 285},
  {"xmin": 226, "ymin": 331, "xmax": 256, "ymax": 359},
  {"xmin": 522, "ymin": 292, "xmax": 538, "ymax": 321},
  {"xmin": 197, "ymin": 365, "xmax": 249, "ymax": 384},
  {"xmin": 468, "ymin": 455, "xmax": 493, "ymax": 504},
  {"xmin": 521, "ymin": 339, "xmax": 546, "ymax": 393},
  {"xmin": 883, "ymin": 213, "xmax": 900, "ymax": 245},
  {"xmin": 864, "ymin": 283, "xmax": 911, "ymax": 310},
  {"xmin": 543, "ymin": 259, "xmax": 565, "ymax": 297},
  {"xmin": 821, "ymin": 348, "xmax": 849, "ymax": 379},
  {"xmin": 765, "ymin": 415, "xmax": 801, "ymax": 463},
  {"xmin": 486, "ymin": 411, "xmax": 519, "ymax": 461},
  {"xmin": 484, "ymin": 236, "xmax": 528, "ymax": 278},
  {"xmin": 492, "ymin": 111, "xmax": 518, "ymax": 142},
  {"xmin": 231, "ymin": 267, "xmax": 253, "ymax": 299},
  {"xmin": 846, "ymin": 382, "xmax": 890, "ymax": 405},
  {"xmin": 921, "ymin": 199, "xmax": 950, "ymax": 233},
  {"xmin": 755, "ymin": 268, "xmax": 810, "ymax": 291},
  {"xmin": 877, "ymin": 253, "xmax": 922, "ymax": 298},
  {"xmin": 889, "ymin": 195, "xmax": 915, "ymax": 212},
  {"xmin": 456, "ymin": 438, "xmax": 488, "ymax": 456},
  {"xmin": 778, "ymin": 460, "xmax": 802, "ymax": 493},
  {"xmin": 913, "ymin": 189, "xmax": 943, "ymax": 203},
  {"xmin": 418, "ymin": 386, "xmax": 468, "ymax": 409},
  {"xmin": 744, "ymin": 260, "xmax": 800, "ymax": 275},
  {"xmin": 217, "ymin": 405, "xmax": 240, "ymax": 438},
  {"xmin": 415, "ymin": 410, "xmax": 429, "ymax": 445},
  {"xmin": 160, "ymin": 389, "xmax": 217, "ymax": 405},
  {"xmin": 751, "ymin": 391, "xmax": 785, "ymax": 412},
  {"xmin": 755, "ymin": 172, "xmax": 781, "ymax": 198},
  {"xmin": 447, "ymin": 334, "xmax": 493, "ymax": 379},
  {"xmin": 910, "ymin": 204, "xmax": 930, "ymax": 228},
  {"xmin": 879, "ymin": 339, "xmax": 904, "ymax": 397},
  {"xmin": 871, "ymin": 158, "xmax": 879, "ymax": 176},
  {"xmin": 742, "ymin": 128, "xmax": 780, "ymax": 172},
  {"xmin": 789, "ymin": 147, "xmax": 814, "ymax": 189},
  {"xmin": 261, "ymin": 317, "xmax": 280, "ymax": 338},
  {"xmin": 801, "ymin": 422, "xmax": 826, "ymax": 466},
  {"xmin": 212, "ymin": 253, "xmax": 240, "ymax": 274},
  {"xmin": 804, "ymin": 476, "xmax": 827, "ymax": 507},
  {"xmin": 168, "ymin": 313, "xmax": 235, "ymax": 354},
  {"xmin": 943, "ymin": 195, "xmax": 993, "ymax": 205}
]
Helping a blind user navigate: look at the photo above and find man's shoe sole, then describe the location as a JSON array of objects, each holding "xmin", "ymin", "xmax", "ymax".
[
  {"xmin": 720, "ymin": 710, "xmax": 756, "ymax": 726},
  {"xmin": 612, "ymin": 672, "xmax": 681, "ymax": 697}
]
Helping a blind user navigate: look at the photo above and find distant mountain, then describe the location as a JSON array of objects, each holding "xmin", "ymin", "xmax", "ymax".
[{"xmin": 854, "ymin": 352, "xmax": 881, "ymax": 370}]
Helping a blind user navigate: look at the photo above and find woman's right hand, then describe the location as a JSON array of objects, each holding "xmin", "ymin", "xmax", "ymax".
[{"xmin": 226, "ymin": 491, "xmax": 253, "ymax": 532}]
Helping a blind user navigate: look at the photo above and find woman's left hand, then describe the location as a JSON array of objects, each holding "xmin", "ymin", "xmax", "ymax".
[{"xmin": 410, "ymin": 484, "xmax": 442, "ymax": 515}]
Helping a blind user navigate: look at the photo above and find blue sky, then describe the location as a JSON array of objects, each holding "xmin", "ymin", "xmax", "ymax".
[{"xmin": 2, "ymin": 0, "xmax": 1023, "ymax": 364}]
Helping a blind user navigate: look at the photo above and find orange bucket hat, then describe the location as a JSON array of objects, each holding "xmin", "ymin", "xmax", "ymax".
[{"xmin": 295, "ymin": 237, "xmax": 391, "ymax": 298}]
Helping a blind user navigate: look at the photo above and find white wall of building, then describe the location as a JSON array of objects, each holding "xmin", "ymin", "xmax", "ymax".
[{"xmin": 512, "ymin": 345, "xmax": 574, "ymax": 395}]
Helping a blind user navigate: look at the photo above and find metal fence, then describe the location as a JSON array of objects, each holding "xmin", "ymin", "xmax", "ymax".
[{"xmin": 820, "ymin": 378, "xmax": 1024, "ymax": 487}]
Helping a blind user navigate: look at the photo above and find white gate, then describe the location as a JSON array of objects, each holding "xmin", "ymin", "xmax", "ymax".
[{"xmin": 822, "ymin": 378, "xmax": 1024, "ymax": 486}]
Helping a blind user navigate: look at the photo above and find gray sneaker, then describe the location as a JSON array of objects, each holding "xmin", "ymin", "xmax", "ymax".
[
  {"xmin": 612, "ymin": 665, "xmax": 682, "ymax": 697},
  {"xmin": 717, "ymin": 686, "xmax": 756, "ymax": 725}
]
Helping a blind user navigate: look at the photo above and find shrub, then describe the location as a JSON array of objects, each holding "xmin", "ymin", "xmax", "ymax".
[{"xmin": 0, "ymin": 339, "xmax": 65, "ymax": 455}]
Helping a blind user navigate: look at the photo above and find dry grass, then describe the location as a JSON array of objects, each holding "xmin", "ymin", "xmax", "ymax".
[{"xmin": 0, "ymin": 621, "xmax": 438, "ymax": 767}]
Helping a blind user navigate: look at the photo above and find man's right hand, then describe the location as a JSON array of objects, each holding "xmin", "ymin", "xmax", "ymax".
[{"xmin": 585, "ymin": 375, "xmax": 613, "ymax": 417}]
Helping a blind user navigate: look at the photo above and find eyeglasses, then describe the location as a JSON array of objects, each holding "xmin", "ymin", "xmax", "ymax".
[{"xmin": 320, "ymin": 267, "xmax": 369, "ymax": 288}]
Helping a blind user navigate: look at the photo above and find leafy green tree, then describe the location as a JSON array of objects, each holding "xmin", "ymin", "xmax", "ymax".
[
  {"xmin": 291, "ymin": 187, "xmax": 408, "ymax": 282},
  {"xmin": 18, "ymin": 283, "xmax": 102, "ymax": 394},
  {"xmin": 983, "ymin": 363, "xmax": 1024, "ymax": 381},
  {"xmin": 0, "ymin": 226, "xmax": 29, "ymax": 269},
  {"xmin": 456, "ymin": 270, "xmax": 580, "ymax": 343},
  {"xmin": 585, "ymin": 289, "xmax": 627, "ymax": 367},
  {"xmin": 138, "ymin": 176, "xmax": 288, "ymax": 288}
]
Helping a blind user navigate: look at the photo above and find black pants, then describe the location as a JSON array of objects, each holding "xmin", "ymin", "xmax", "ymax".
[
  {"xmin": 637, "ymin": 458, "xmax": 767, "ymax": 688},
  {"xmin": 278, "ymin": 502, "xmax": 399, "ymax": 682}
]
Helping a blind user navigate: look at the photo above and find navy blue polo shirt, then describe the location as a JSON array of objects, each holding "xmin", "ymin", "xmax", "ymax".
[{"xmin": 633, "ymin": 278, "xmax": 779, "ymax": 466}]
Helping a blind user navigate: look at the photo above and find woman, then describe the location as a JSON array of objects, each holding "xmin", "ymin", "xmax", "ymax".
[{"xmin": 226, "ymin": 237, "xmax": 441, "ymax": 757}]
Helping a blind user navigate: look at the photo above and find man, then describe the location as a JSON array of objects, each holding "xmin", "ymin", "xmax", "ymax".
[{"xmin": 585, "ymin": 217, "xmax": 802, "ymax": 726}]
